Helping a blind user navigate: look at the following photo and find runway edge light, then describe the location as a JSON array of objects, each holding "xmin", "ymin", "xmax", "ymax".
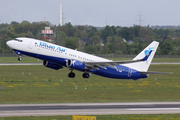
[{"xmin": 73, "ymin": 115, "xmax": 96, "ymax": 120}]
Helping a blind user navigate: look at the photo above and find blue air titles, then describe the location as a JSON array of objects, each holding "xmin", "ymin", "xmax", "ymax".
[
  {"xmin": 39, "ymin": 42, "xmax": 55, "ymax": 50},
  {"xmin": 55, "ymin": 47, "xmax": 66, "ymax": 52},
  {"xmin": 38, "ymin": 42, "xmax": 66, "ymax": 52}
]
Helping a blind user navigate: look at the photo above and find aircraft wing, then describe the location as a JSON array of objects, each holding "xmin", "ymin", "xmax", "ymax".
[{"xmin": 84, "ymin": 51, "xmax": 152, "ymax": 69}]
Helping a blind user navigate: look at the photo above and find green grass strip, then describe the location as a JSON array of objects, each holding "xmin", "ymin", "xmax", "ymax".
[{"xmin": 0, "ymin": 65, "xmax": 178, "ymax": 103}]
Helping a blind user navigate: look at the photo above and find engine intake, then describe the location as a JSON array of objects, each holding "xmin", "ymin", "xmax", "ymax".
[
  {"xmin": 43, "ymin": 61, "xmax": 63, "ymax": 70},
  {"xmin": 66, "ymin": 59, "xmax": 85, "ymax": 71},
  {"xmin": 66, "ymin": 59, "xmax": 72, "ymax": 67}
]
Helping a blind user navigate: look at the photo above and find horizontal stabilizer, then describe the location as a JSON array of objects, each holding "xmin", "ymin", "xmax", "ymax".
[{"xmin": 140, "ymin": 71, "xmax": 172, "ymax": 75}]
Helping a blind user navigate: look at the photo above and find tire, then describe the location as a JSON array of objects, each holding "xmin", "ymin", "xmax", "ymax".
[
  {"xmin": 68, "ymin": 72, "xmax": 75, "ymax": 78},
  {"xmin": 18, "ymin": 57, "xmax": 22, "ymax": 61},
  {"xmin": 83, "ymin": 73, "xmax": 89, "ymax": 78}
]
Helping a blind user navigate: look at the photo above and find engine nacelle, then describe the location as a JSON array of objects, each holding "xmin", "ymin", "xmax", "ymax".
[
  {"xmin": 66, "ymin": 59, "xmax": 85, "ymax": 71},
  {"xmin": 15, "ymin": 51, "xmax": 22, "ymax": 55},
  {"xmin": 43, "ymin": 60, "xmax": 63, "ymax": 70}
]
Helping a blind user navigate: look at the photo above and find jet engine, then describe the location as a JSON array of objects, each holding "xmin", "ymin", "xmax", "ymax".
[
  {"xmin": 66, "ymin": 59, "xmax": 85, "ymax": 71},
  {"xmin": 43, "ymin": 60, "xmax": 63, "ymax": 70},
  {"xmin": 15, "ymin": 51, "xmax": 22, "ymax": 55}
]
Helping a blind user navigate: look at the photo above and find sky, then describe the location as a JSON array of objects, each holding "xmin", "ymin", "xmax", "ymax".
[{"xmin": 0, "ymin": 0, "xmax": 180, "ymax": 27}]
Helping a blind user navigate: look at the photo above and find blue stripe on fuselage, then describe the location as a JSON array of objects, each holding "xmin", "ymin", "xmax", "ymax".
[
  {"xmin": 13, "ymin": 49, "xmax": 67, "ymax": 66},
  {"xmin": 90, "ymin": 65, "xmax": 147, "ymax": 79},
  {"xmin": 13, "ymin": 49, "xmax": 147, "ymax": 80}
]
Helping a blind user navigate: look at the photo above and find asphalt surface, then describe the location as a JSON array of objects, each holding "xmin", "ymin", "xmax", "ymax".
[
  {"xmin": 0, "ymin": 63, "xmax": 41, "ymax": 65},
  {"xmin": 0, "ymin": 102, "xmax": 180, "ymax": 117},
  {"xmin": 0, "ymin": 103, "xmax": 180, "ymax": 111}
]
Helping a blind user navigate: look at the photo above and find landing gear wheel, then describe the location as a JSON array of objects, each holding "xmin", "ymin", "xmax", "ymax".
[
  {"xmin": 18, "ymin": 57, "xmax": 22, "ymax": 61},
  {"xmin": 68, "ymin": 72, "xmax": 75, "ymax": 78},
  {"xmin": 83, "ymin": 73, "xmax": 90, "ymax": 78}
]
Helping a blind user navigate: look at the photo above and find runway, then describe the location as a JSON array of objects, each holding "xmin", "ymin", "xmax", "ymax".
[
  {"xmin": 0, "ymin": 62, "xmax": 180, "ymax": 66},
  {"xmin": 0, "ymin": 63, "xmax": 41, "ymax": 65},
  {"xmin": 0, "ymin": 102, "xmax": 180, "ymax": 117}
]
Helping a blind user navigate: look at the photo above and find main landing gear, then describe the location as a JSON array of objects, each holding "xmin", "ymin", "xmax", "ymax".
[
  {"xmin": 68, "ymin": 69, "xmax": 75, "ymax": 78},
  {"xmin": 68, "ymin": 72, "xmax": 75, "ymax": 78},
  {"xmin": 18, "ymin": 56, "xmax": 22, "ymax": 61},
  {"xmin": 68, "ymin": 69, "xmax": 90, "ymax": 78},
  {"xmin": 82, "ymin": 72, "xmax": 90, "ymax": 78}
]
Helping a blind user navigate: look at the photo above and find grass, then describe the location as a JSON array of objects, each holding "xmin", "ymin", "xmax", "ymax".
[
  {"xmin": 1, "ymin": 114, "xmax": 180, "ymax": 120},
  {"xmin": 0, "ymin": 64, "xmax": 179, "ymax": 103},
  {"xmin": 0, "ymin": 57, "xmax": 180, "ymax": 63}
]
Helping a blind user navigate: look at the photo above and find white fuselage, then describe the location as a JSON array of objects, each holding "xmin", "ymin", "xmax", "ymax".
[{"xmin": 7, "ymin": 37, "xmax": 110, "ymax": 63}]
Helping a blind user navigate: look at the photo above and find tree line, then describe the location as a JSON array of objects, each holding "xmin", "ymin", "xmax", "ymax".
[{"xmin": 1, "ymin": 21, "xmax": 180, "ymax": 55}]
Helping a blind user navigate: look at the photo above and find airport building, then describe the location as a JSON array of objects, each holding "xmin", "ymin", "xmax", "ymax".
[{"xmin": 41, "ymin": 27, "xmax": 54, "ymax": 40}]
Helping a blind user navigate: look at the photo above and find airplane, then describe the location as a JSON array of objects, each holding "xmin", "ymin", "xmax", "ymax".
[{"xmin": 6, "ymin": 37, "xmax": 171, "ymax": 80}]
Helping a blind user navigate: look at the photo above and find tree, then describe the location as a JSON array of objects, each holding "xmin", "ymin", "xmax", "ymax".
[
  {"xmin": 26, "ymin": 31, "xmax": 34, "ymax": 38},
  {"xmin": 109, "ymin": 36, "xmax": 126, "ymax": 54},
  {"xmin": 100, "ymin": 25, "xmax": 114, "ymax": 42},
  {"xmin": 102, "ymin": 43, "xmax": 109, "ymax": 54},
  {"xmin": 66, "ymin": 22, "xmax": 73, "ymax": 29},
  {"xmin": 160, "ymin": 40, "xmax": 173, "ymax": 55},
  {"xmin": 89, "ymin": 35, "xmax": 101, "ymax": 46},
  {"xmin": 81, "ymin": 30, "xmax": 88, "ymax": 38},
  {"xmin": 134, "ymin": 25, "xmax": 141, "ymax": 37},
  {"xmin": 118, "ymin": 27, "xmax": 134, "ymax": 40},
  {"xmin": 106, "ymin": 36, "xmax": 113, "ymax": 44},
  {"xmin": 11, "ymin": 21, "xmax": 19, "ymax": 25},
  {"xmin": 91, "ymin": 27, "xmax": 97, "ymax": 32},
  {"xmin": 87, "ymin": 30, "xmax": 96, "ymax": 38},
  {"xmin": 140, "ymin": 27, "xmax": 154, "ymax": 43},
  {"xmin": 84, "ymin": 44, "xmax": 98, "ymax": 54},
  {"xmin": 111, "ymin": 26, "xmax": 117, "ymax": 35},
  {"xmin": 7, "ymin": 27, "xmax": 15, "ymax": 39},
  {"xmin": 64, "ymin": 37, "xmax": 78, "ymax": 49},
  {"xmin": 56, "ymin": 31, "xmax": 67, "ymax": 45}
]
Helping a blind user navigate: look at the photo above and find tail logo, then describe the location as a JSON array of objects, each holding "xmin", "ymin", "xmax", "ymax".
[{"xmin": 145, "ymin": 47, "xmax": 154, "ymax": 55}]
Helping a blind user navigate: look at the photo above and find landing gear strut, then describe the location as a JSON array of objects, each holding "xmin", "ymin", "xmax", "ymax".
[
  {"xmin": 18, "ymin": 56, "xmax": 22, "ymax": 61},
  {"xmin": 82, "ymin": 73, "xmax": 90, "ymax": 78},
  {"xmin": 68, "ymin": 69, "xmax": 75, "ymax": 78}
]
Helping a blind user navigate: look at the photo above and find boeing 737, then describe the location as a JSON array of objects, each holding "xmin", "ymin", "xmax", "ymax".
[{"xmin": 6, "ymin": 37, "xmax": 170, "ymax": 80}]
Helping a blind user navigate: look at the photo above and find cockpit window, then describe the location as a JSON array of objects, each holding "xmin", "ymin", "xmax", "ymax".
[{"xmin": 14, "ymin": 39, "xmax": 23, "ymax": 42}]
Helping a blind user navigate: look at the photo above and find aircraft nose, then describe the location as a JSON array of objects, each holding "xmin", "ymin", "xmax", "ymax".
[{"xmin": 6, "ymin": 40, "xmax": 14, "ymax": 48}]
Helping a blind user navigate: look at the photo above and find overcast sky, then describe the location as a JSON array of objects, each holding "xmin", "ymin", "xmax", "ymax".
[{"xmin": 0, "ymin": 0, "xmax": 180, "ymax": 27}]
